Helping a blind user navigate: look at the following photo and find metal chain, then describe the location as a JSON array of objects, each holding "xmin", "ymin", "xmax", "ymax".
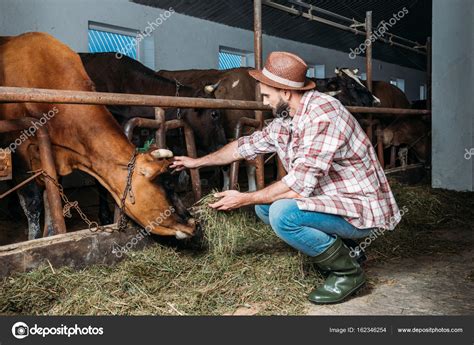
[
  {"xmin": 174, "ymin": 78, "xmax": 186, "ymax": 150},
  {"xmin": 30, "ymin": 149, "xmax": 139, "ymax": 234},
  {"xmin": 174, "ymin": 79, "xmax": 183, "ymax": 120},
  {"xmin": 116, "ymin": 149, "xmax": 138, "ymax": 231},
  {"xmin": 38, "ymin": 170, "xmax": 112, "ymax": 233}
]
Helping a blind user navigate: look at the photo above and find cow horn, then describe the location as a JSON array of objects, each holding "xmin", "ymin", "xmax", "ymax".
[
  {"xmin": 325, "ymin": 90, "xmax": 342, "ymax": 97},
  {"xmin": 204, "ymin": 80, "xmax": 221, "ymax": 94},
  {"xmin": 352, "ymin": 68, "xmax": 359, "ymax": 75},
  {"xmin": 372, "ymin": 95, "xmax": 382, "ymax": 106},
  {"xmin": 334, "ymin": 68, "xmax": 340, "ymax": 75},
  {"xmin": 151, "ymin": 149, "xmax": 174, "ymax": 159}
]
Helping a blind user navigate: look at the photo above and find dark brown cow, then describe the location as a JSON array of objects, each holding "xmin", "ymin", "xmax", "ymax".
[
  {"xmin": 364, "ymin": 81, "xmax": 411, "ymax": 109},
  {"xmin": 79, "ymin": 53, "xmax": 227, "ymax": 155},
  {"xmin": 0, "ymin": 32, "xmax": 198, "ymax": 239},
  {"xmin": 335, "ymin": 68, "xmax": 410, "ymax": 110},
  {"xmin": 157, "ymin": 67, "xmax": 268, "ymax": 139},
  {"xmin": 335, "ymin": 68, "xmax": 430, "ymax": 166},
  {"xmin": 362, "ymin": 79, "xmax": 429, "ymax": 166},
  {"xmin": 158, "ymin": 67, "xmax": 381, "ymax": 137},
  {"xmin": 157, "ymin": 67, "xmax": 272, "ymax": 191}
]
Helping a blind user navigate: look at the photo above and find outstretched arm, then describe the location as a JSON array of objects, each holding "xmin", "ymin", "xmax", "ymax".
[
  {"xmin": 170, "ymin": 140, "xmax": 241, "ymax": 171},
  {"xmin": 170, "ymin": 119, "xmax": 279, "ymax": 171}
]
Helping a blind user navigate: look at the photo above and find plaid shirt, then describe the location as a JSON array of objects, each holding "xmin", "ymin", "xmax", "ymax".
[{"xmin": 237, "ymin": 90, "xmax": 401, "ymax": 231}]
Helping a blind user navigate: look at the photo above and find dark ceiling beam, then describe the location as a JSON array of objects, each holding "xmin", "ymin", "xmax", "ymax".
[{"xmin": 263, "ymin": 0, "xmax": 426, "ymax": 55}]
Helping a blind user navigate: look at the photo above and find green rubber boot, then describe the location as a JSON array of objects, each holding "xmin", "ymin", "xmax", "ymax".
[{"xmin": 308, "ymin": 237, "xmax": 366, "ymax": 304}]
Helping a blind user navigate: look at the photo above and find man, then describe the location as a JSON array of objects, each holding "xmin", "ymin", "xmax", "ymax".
[{"xmin": 171, "ymin": 51, "xmax": 401, "ymax": 304}]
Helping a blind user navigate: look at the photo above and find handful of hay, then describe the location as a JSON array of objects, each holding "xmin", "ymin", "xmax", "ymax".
[{"xmin": 191, "ymin": 191, "xmax": 275, "ymax": 258}]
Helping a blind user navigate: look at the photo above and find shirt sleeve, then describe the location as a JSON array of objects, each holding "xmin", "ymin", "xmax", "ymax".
[
  {"xmin": 237, "ymin": 120, "xmax": 279, "ymax": 160},
  {"xmin": 281, "ymin": 117, "xmax": 345, "ymax": 197}
]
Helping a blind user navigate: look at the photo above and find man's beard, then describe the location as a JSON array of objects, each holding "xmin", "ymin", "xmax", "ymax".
[{"xmin": 273, "ymin": 99, "xmax": 290, "ymax": 119}]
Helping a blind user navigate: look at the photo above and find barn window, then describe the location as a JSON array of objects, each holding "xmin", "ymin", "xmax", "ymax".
[
  {"xmin": 218, "ymin": 47, "xmax": 252, "ymax": 70},
  {"xmin": 390, "ymin": 77, "xmax": 405, "ymax": 92},
  {"xmin": 88, "ymin": 22, "xmax": 155, "ymax": 69},
  {"xmin": 306, "ymin": 64, "xmax": 325, "ymax": 78}
]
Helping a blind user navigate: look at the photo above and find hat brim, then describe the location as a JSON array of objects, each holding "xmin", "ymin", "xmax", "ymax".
[{"xmin": 248, "ymin": 69, "xmax": 316, "ymax": 91}]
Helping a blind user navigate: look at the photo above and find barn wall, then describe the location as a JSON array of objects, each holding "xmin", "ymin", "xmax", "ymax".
[
  {"xmin": 0, "ymin": 0, "xmax": 426, "ymax": 101},
  {"xmin": 432, "ymin": 0, "xmax": 473, "ymax": 191}
]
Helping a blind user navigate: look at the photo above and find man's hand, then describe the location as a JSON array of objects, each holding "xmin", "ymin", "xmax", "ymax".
[
  {"xmin": 169, "ymin": 156, "xmax": 200, "ymax": 172},
  {"xmin": 169, "ymin": 141, "xmax": 241, "ymax": 172},
  {"xmin": 208, "ymin": 190, "xmax": 251, "ymax": 211}
]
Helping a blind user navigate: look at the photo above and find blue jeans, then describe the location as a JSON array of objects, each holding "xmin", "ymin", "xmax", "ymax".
[{"xmin": 255, "ymin": 199, "xmax": 374, "ymax": 256}]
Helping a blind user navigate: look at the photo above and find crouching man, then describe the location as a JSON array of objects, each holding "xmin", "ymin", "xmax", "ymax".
[{"xmin": 170, "ymin": 51, "xmax": 401, "ymax": 304}]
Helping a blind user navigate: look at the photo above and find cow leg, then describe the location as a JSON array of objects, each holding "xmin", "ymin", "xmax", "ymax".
[
  {"xmin": 221, "ymin": 166, "xmax": 230, "ymax": 191},
  {"xmin": 16, "ymin": 182, "xmax": 43, "ymax": 240},
  {"xmin": 398, "ymin": 146, "xmax": 408, "ymax": 168},
  {"xmin": 246, "ymin": 164, "xmax": 257, "ymax": 192},
  {"xmin": 96, "ymin": 180, "xmax": 113, "ymax": 225}
]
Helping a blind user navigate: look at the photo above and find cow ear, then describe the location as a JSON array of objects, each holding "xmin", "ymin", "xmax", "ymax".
[{"xmin": 138, "ymin": 160, "xmax": 169, "ymax": 180}]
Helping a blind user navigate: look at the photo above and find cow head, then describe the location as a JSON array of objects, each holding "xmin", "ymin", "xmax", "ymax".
[
  {"xmin": 333, "ymin": 67, "xmax": 381, "ymax": 106},
  {"xmin": 122, "ymin": 148, "xmax": 199, "ymax": 239},
  {"xmin": 178, "ymin": 85, "xmax": 227, "ymax": 155},
  {"xmin": 188, "ymin": 93, "xmax": 226, "ymax": 154}
]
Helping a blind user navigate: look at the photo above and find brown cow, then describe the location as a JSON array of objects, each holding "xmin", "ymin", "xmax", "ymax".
[
  {"xmin": 0, "ymin": 32, "xmax": 197, "ymax": 239},
  {"xmin": 335, "ymin": 68, "xmax": 410, "ymax": 110},
  {"xmin": 79, "ymin": 53, "xmax": 228, "ymax": 224},
  {"xmin": 335, "ymin": 68, "xmax": 430, "ymax": 167},
  {"xmin": 158, "ymin": 67, "xmax": 272, "ymax": 191},
  {"xmin": 157, "ymin": 67, "xmax": 267, "ymax": 139}
]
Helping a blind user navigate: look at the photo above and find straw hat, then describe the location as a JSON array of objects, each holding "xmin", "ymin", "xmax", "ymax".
[{"xmin": 249, "ymin": 51, "xmax": 316, "ymax": 91}]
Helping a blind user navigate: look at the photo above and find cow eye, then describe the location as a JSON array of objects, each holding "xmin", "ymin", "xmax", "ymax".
[{"xmin": 211, "ymin": 111, "xmax": 219, "ymax": 119}]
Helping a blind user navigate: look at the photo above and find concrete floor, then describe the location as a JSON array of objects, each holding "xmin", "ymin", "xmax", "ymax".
[{"xmin": 306, "ymin": 226, "xmax": 474, "ymax": 315}]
